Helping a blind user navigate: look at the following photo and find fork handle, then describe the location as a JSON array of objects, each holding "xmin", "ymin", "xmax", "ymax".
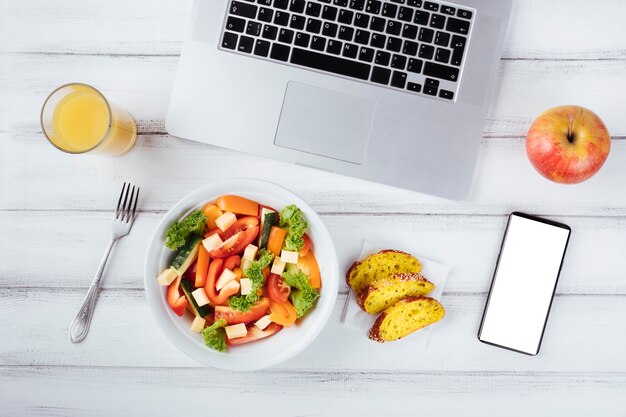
[{"xmin": 69, "ymin": 239, "xmax": 116, "ymax": 343}]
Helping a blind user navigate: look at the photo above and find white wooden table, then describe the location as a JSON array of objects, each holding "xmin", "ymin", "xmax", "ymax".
[{"xmin": 2, "ymin": 0, "xmax": 625, "ymax": 415}]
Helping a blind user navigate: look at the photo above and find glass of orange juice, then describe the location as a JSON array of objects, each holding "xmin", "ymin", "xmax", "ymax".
[{"xmin": 40, "ymin": 83, "xmax": 137, "ymax": 156}]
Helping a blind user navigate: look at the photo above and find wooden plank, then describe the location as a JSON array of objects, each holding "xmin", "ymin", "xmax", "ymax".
[
  {"xmin": 1, "ymin": 288, "xmax": 624, "ymax": 373},
  {"xmin": 2, "ymin": 0, "xmax": 626, "ymax": 60},
  {"xmin": 1, "ymin": 212, "xmax": 625, "ymax": 294},
  {"xmin": 1, "ymin": 131, "xmax": 625, "ymax": 215},
  {"xmin": 1, "ymin": 366, "xmax": 624, "ymax": 417}
]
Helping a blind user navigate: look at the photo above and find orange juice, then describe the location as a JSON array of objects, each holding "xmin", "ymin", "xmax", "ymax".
[{"xmin": 41, "ymin": 83, "xmax": 136, "ymax": 155}]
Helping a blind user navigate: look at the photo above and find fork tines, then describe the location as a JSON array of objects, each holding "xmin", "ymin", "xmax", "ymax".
[{"xmin": 115, "ymin": 182, "xmax": 140, "ymax": 223}]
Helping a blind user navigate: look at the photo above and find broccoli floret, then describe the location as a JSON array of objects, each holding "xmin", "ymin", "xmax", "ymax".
[
  {"xmin": 279, "ymin": 205, "xmax": 308, "ymax": 252},
  {"xmin": 283, "ymin": 270, "xmax": 319, "ymax": 318},
  {"xmin": 165, "ymin": 210, "xmax": 207, "ymax": 250},
  {"xmin": 202, "ymin": 319, "xmax": 227, "ymax": 352},
  {"xmin": 228, "ymin": 249, "xmax": 275, "ymax": 312}
]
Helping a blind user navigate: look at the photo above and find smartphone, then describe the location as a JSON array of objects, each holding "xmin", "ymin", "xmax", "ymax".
[{"xmin": 478, "ymin": 212, "xmax": 571, "ymax": 355}]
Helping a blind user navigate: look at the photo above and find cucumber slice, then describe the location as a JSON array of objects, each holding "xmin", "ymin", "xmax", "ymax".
[
  {"xmin": 180, "ymin": 279, "xmax": 211, "ymax": 318},
  {"xmin": 171, "ymin": 236, "xmax": 201, "ymax": 276},
  {"xmin": 259, "ymin": 209, "xmax": 279, "ymax": 249}
]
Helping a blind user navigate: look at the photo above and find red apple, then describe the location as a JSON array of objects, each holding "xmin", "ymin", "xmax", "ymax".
[{"xmin": 526, "ymin": 105, "xmax": 611, "ymax": 184}]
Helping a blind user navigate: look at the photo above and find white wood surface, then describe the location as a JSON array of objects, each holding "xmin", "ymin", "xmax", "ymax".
[{"xmin": 1, "ymin": 0, "xmax": 625, "ymax": 415}]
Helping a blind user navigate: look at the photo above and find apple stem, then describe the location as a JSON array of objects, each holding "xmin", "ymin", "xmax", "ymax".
[{"xmin": 567, "ymin": 114, "xmax": 576, "ymax": 144}]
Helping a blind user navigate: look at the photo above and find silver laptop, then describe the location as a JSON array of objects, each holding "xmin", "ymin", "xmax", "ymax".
[{"xmin": 167, "ymin": 0, "xmax": 512, "ymax": 200}]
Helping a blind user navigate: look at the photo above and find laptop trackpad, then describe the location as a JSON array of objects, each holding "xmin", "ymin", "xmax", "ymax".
[{"xmin": 274, "ymin": 82, "xmax": 376, "ymax": 165}]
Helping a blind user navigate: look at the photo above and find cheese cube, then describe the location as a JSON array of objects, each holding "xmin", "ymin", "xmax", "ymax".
[
  {"xmin": 240, "ymin": 278, "xmax": 252, "ymax": 295},
  {"xmin": 225, "ymin": 323, "xmax": 248, "ymax": 340},
  {"xmin": 156, "ymin": 268, "xmax": 177, "ymax": 286},
  {"xmin": 190, "ymin": 315, "xmax": 206, "ymax": 333},
  {"xmin": 270, "ymin": 256, "xmax": 286, "ymax": 275},
  {"xmin": 216, "ymin": 268, "xmax": 238, "ymax": 291},
  {"xmin": 191, "ymin": 288, "xmax": 210, "ymax": 307},
  {"xmin": 255, "ymin": 314, "xmax": 272, "ymax": 331},
  {"xmin": 243, "ymin": 244, "xmax": 258, "ymax": 261},
  {"xmin": 280, "ymin": 250, "xmax": 299, "ymax": 264},
  {"xmin": 215, "ymin": 212, "xmax": 237, "ymax": 232},
  {"xmin": 202, "ymin": 233, "xmax": 223, "ymax": 252}
]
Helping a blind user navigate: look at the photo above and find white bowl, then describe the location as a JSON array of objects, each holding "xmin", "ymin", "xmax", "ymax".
[{"xmin": 144, "ymin": 179, "xmax": 339, "ymax": 371}]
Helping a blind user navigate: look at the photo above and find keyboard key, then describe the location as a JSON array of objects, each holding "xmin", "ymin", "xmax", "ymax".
[
  {"xmin": 386, "ymin": 20, "xmax": 402, "ymax": 35},
  {"xmin": 457, "ymin": 8, "xmax": 472, "ymax": 19},
  {"xmin": 291, "ymin": 47, "xmax": 371, "ymax": 79},
  {"xmin": 430, "ymin": 14, "xmax": 445, "ymax": 29},
  {"xmin": 289, "ymin": 0, "xmax": 305, "ymax": 12},
  {"xmin": 306, "ymin": 2, "xmax": 322, "ymax": 16},
  {"xmin": 370, "ymin": 16, "xmax": 386, "ymax": 31},
  {"xmin": 294, "ymin": 31, "xmax": 310, "ymax": 46},
  {"xmin": 423, "ymin": 61, "xmax": 459, "ymax": 81},
  {"xmin": 274, "ymin": 11, "xmax": 290, "ymax": 26},
  {"xmin": 407, "ymin": 0, "xmax": 422, "ymax": 6},
  {"xmin": 418, "ymin": 27, "xmax": 434, "ymax": 42},
  {"xmin": 355, "ymin": 29, "xmax": 370, "ymax": 44},
  {"xmin": 370, "ymin": 32, "xmax": 386, "ymax": 48},
  {"xmin": 270, "ymin": 43, "xmax": 291, "ymax": 60},
  {"xmin": 391, "ymin": 71, "xmax": 407, "ymax": 88},
  {"xmin": 359, "ymin": 46, "xmax": 375, "ymax": 62},
  {"xmin": 238, "ymin": 35, "xmax": 255, "ymax": 53},
  {"xmin": 322, "ymin": 5, "xmax": 338, "ymax": 20},
  {"xmin": 402, "ymin": 40, "xmax": 419, "ymax": 55},
  {"xmin": 441, "ymin": 6, "xmax": 455, "ymax": 15},
  {"xmin": 435, "ymin": 47, "xmax": 451, "ymax": 63},
  {"xmin": 407, "ymin": 58, "xmax": 423, "ymax": 73},
  {"xmin": 413, "ymin": 10, "xmax": 429, "ymax": 25},
  {"xmin": 254, "ymin": 39, "xmax": 271, "ymax": 56},
  {"xmin": 311, "ymin": 35, "xmax": 327, "ymax": 51},
  {"xmin": 424, "ymin": 1, "xmax": 438, "ymax": 11},
  {"xmin": 230, "ymin": 1, "xmax": 258, "ymax": 18},
  {"xmin": 338, "ymin": 25, "xmax": 354, "ymax": 41},
  {"xmin": 434, "ymin": 31, "xmax": 450, "ymax": 46},
  {"xmin": 424, "ymin": 77, "xmax": 439, "ymax": 87},
  {"xmin": 407, "ymin": 82, "xmax": 421, "ymax": 92},
  {"xmin": 402, "ymin": 23, "xmax": 418, "ymax": 39},
  {"xmin": 375, "ymin": 50, "xmax": 391, "ymax": 65},
  {"xmin": 338, "ymin": 9, "xmax": 354, "ymax": 24},
  {"xmin": 227, "ymin": 17, "xmax": 246, "ymax": 33},
  {"xmin": 322, "ymin": 22, "xmax": 338, "ymax": 37},
  {"xmin": 306, "ymin": 18, "xmax": 322, "ymax": 33},
  {"xmin": 263, "ymin": 24, "xmax": 278, "ymax": 40},
  {"xmin": 439, "ymin": 89, "xmax": 454, "ymax": 99},
  {"xmin": 390, "ymin": 0, "xmax": 404, "ymax": 3},
  {"xmin": 446, "ymin": 17, "xmax": 470, "ymax": 34},
  {"xmin": 418, "ymin": 44, "xmax": 434, "ymax": 59},
  {"xmin": 247, "ymin": 21, "xmax": 263, "ymax": 36},
  {"xmin": 391, "ymin": 54, "xmax": 407, "ymax": 69},
  {"xmin": 333, "ymin": 0, "xmax": 349, "ymax": 6},
  {"xmin": 382, "ymin": 3, "xmax": 398, "ymax": 18},
  {"xmin": 424, "ymin": 85, "xmax": 437, "ymax": 95},
  {"xmin": 386, "ymin": 36, "xmax": 402, "ymax": 52},
  {"xmin": 258, "ymin": 0, "xmax": 272, "ymax": 5},
  {"xmin": 343, "ymin": 42, "xmax": 359, "ymax": 58},
  {"xmin": 327, "ymin": 39, "xmax": 343, "ymax": 54},
  {"xmin": 365, "ymin": 0, "xmax": 382, "ymax": 14},
  {"xmin": 290, "ymin": 14, "xmax": 306, "ymax": 29},
  {"xmin": 349, "ymin": 0, "xmax": 365, "ymax": 10},
  {"xmin": 278, "ymin": 27, "xmax": 294, "ymax": 43},
  {"xmin": 222, "ymin": 32, "xmax": 238, "ymax": 49},
  {"xmin": 258, "ymin": 7, "xmax": 274, "ymax": 22},
  {"xmin": 371, "ymin": 66, "xmax": 391, "ymax": 84},
  {"xmin": 397, "ymin": 6, "xmax": 413, "ymax": 22},
  {"xmin": 450, "ymin": 34, "xmax": 466, "ymax": 66},
  {"xmin": 354, "ymin": 13, "xmax": 370, "ymax": 28},
  {"xmin": 274, "ymin": 0, "xmax": 289, "ymax": 9}
]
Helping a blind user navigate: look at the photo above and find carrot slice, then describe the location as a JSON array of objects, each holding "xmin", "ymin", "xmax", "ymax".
[
  {"xmin": 216, "ymin": 195, "xmax": 259, "ymax": 217},
  {"xmin": 267, "ymin": 226, "xmax": 286, "ymax": 256},
  {"xmin": 202, "ymin": 204, "xmax": 223, "ymax": 229},
  {"xmin": 195, "ymin": 245, "xmax": 210, "ymax": 288},
  {"xmin": 298, "ymin": 251, "xmax": 321, "ymax": 289}
]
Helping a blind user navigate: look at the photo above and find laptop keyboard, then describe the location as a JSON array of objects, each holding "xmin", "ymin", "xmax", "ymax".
[{"xmin": 220, "ymin": 0, "xmax": 474, "ymax": 102}]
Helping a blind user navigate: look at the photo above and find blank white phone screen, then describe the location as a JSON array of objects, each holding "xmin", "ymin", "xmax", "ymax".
[{"xmin": 479, "ymin": 214, "xmax": 570, "ymax": 355}]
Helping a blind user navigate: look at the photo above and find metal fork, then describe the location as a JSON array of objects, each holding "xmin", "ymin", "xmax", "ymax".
[{"xmin": 69, "ymin": 182, "xmax": 140, "ymax": 343}]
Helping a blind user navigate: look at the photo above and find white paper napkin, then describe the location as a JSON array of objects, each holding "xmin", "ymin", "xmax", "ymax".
[{"xmin": 341, "ymin": 240, "xmax": 449, "ymax": 348}]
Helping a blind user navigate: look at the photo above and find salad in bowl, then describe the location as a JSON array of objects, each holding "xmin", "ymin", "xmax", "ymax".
[{"xmin": 144, "ymin": 179, "xmax": 338, "ymax": 370}]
